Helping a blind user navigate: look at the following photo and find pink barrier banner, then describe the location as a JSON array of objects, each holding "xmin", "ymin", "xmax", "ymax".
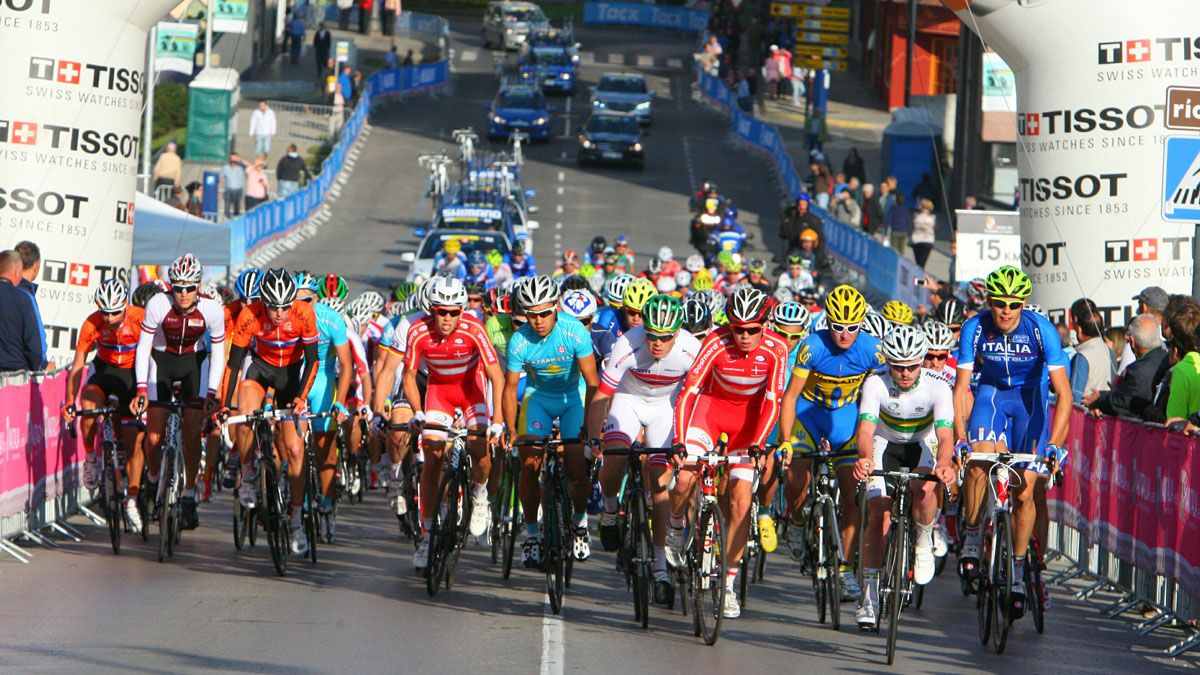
[
  {"xmin": 0, "ymin": 371, "xmax": 85, "ymax": 520},
  {"xmin": 1049, "ymin": 406, "xmax": 1200, "ymax": 597}
]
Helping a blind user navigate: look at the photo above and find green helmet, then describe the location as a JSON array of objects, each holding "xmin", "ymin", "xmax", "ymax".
[
  {"xmin": 642, "ymin": 294, "xmax": 685, "ymax": 334},
  {"xmin": 392, "ymin": 281, "xmax": 419, "ymax": 303},
  {"xmin": 622, "ymin": 278, "xmax": 657, "ymax": 312},
  {"xmin": 985, "ymin": 265, "xmax": 1032, "ymax": 299}
]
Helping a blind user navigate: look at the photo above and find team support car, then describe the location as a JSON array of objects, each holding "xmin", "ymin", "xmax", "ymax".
[
  {"xmin": 401, "ymin": 229, "xmax": 514, "ymax": 281},
  {"xmin": 487, "ymin": 85, "xmax": 553, "ymax": 141},
  {"xmin": 577, "ymin": 111, "xmax": 644, "ymax": 169},
  {"xmin": 519, "ymin": 42, "xmax": 578, "ymax": 95},
  {"xmin": 590, "ymin": 73, "xmax": 654, "ymax": 125},
  {"xmin": 431, "ymin": 185, "xmax": 539, "ymax": 253},
  {"xmin": 482, "ymin": 1, "xmax": 547, "ymax": 51}
]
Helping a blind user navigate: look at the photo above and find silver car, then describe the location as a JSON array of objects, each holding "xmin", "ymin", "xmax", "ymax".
[{"xmin": 483, "ymin": 1, "xmax": 548, "ymax": 50}]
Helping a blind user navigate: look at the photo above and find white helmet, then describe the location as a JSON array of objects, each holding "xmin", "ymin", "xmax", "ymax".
[
  {"xmin": 657, "ymin": 246, "xmax": 674, "ymax": 263},
  {"xmin": 685, "ymin": 254, "xmax": 705, "ymax": 273},
  {"xmin": 603, "ymin": 273, "xmax": 635, "ymax": 306},
  {"xmin": 318, "ymin": 295, "xmax": 345, "ymax": 314},
  {"xmin": 882, "ymin": 324, "xmax": 929, "ymax": 365},
  {"xmin": 517, "ymin": 275, "xmax": 560, "ymax": 309},
  {"xmin": 426, "ymin": 276, "xmax": 468, "ymax": 308},
  {"xmin": 559, "ymin": 289, "xmax": 598, "ymax": 319},
  {"xmin": 922, "ymin": 320, "xmax": 956, "ymax": 351},
  {"xmin": 862, "ymin": 311, "xmax": 890, "ymax": 339},
  {"xmin": 656, "ymin": 276, "xmax": 677, "ymax": 293},
  {"xmin": 94, "ymin": 279, "xmax": 127, "ymax": 312},
  {"xmin": 357, "ymin": 291, "xmax": 386, "ymax": 315},
  {"xmin": 674, "ymin": 270, "xmax": 692, "ymax": 288},
  {"xmin": 773, "ymin": 286, "xmax": 795, "ymax": 305},
  {"xmin": 168, "ymin": 253, "xmax": 202, "ymax": 284}
]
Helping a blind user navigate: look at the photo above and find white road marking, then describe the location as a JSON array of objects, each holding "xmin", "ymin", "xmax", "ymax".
[
  {"xmin": 540, "ymin": 595, "xmax": 564, "ymax": 675},
  {"xmin": 555, "ymin": 222, "xmax": 563, "ymax": 229},
  {"xmin": 637, "ymin": 55, "xmax": 654, "ymax": 67},
  {"xmin": 556, "ymin": 204, "xmax": 564, "ymax": 213},
  {"xmin": 607, "ymin": 53, "xmax": 625, "ymax": 65},
  {"xmin": 667, "ymin": 58, "xmax": 683, "ymax": 69},
  {"xmin": 557, "ymin": 171, "xmax": 565, "ymax": 182},
  {"xmin": 557, "ymin": 186, "xmax": 564, "ymax": 195},
  {"xmin": 460, "ymin": 50, "xmax": 478, "ymax": 62}
]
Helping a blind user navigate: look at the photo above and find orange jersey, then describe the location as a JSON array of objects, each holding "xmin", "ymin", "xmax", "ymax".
[
  {"xmin": 230, "ymin": 300, "xmax": 319, "ymax": 367},
  {"xmin": 76, "ymin": 306, "xmax": 145, "ymax": 369},
  {"xmin": 224, "ymin": 300, "xmax": 247, "ymax": 334}
]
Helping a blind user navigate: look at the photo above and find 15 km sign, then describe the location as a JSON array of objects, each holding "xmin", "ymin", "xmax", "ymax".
[{"xmin": 955, "ymin": 210, "xmax": 1021, "ymax": 281}]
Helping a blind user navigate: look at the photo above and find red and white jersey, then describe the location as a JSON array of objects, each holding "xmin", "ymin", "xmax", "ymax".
[
  {"xmin": 404, "ymin": 316, "xmax": 499, "ymax": 384},
  {"xmin": 135, "ymin": 293, "xmax": 226, "ymax": 391},
  {"xmin": 600, "ymin": 326, "xmax": 701, "ymax": 402}
]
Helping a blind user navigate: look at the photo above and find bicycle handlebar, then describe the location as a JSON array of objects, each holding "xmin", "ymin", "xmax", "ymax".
[
  {"xmin": 225, "ymin": 408, "xmax": 302, "ymax": 425},
  {"xmin": 868, "ymin": 469, "xmax": 940, "ymax": 483},
  {"xmin": 966, "ymin": 452, "xmax": 1040, "ymax": 464},
  {"xmin": 601, "ymin": 446, "xmax": 680, "ymax": 457},
  {"xmin": 512, "ymin": 437, "xmax": 581, "ymax": 448}
]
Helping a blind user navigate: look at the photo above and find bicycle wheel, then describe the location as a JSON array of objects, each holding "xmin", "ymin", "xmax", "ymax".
[
  {"xmin": 560, "ymin": 470, "xmax": 575, "ymax": 590},
  {"xmin": 157, "ymin": 457, "xmax": 171, "ymax": 563},
  {"xmin": 248, "ymin": 507, "xmax": 259, "ymax": 546},
  {"xmin": 813, "ymin": 510, "xmax": 827, "ymax": 625},
  {"xmin": 633, "ymin": 493, "xmax": 652, "ymax": 628},
  {"xmin": 233, "ymin": 502, "xmax": 246, "ymax": 551},
  {"xmin": 137, "ymin": 479, "xmax": 150, "ymax": 543},
  {"xmin": 884, "ymin": 517, "xmax": 907, "ymax": 666},
  {"xmin": 693, "ymin": 502, "xmax": 726, "ymax": 645},
  {"xmin": 991, "ymin": 511, "xmax": 1014, "ymax": 654},
  {"xmin": 1028, "ymin": 538, "xmax": 1046, "ymax": 634},
  {"xmin": 502, "ymin": 457, "xmax": 519, "ymax": 579},
  {"xmin": 445, "ymin": 469, "xmax": 470, "ymax": 591},
  {"xmin": 543, "ymin": 461, "xmax": 566, "ymax": 614},
  {"xmin": 426, "ymin": 466, "xmax": 458, "ymax": 596},
  {"xmin": 262, "ymin": 459, "xmax": 288, "ymax": 577},
  {"xmin": 103, "ymin": 442, "xmax": 122, "ymax": 555},
  {"xmin": 977, "ymin": 520, "xmax": 993, "ymax": 645},
  {"xmin": 823, "ymin": 498, "xmax": 842, "ymax": 631},
  {"xmin": 304, "ymin": 452, "xmax": 320, "ymax": 564}
]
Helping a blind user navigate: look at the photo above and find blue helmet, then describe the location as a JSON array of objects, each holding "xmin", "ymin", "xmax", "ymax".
[
  {"xmin": 235, "ymin": 267, "xmax": 261, "ymax": 302},
  {"xmin": 468, "ymin": 250, "xmax": 487, "ymax": 266},
  {"xmin": 293, "ymin": 270, "xmax": 320, "ymax": 293}
]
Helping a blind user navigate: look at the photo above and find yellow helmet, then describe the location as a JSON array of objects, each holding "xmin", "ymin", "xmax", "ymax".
[
  {"xmin": 622, "ymin": 278, "xmax": 657, "ymax": 312},
  {"xmin": 824, "ymin": 285, "xmax": 868, "ymax": 325},
  {"xmin": 443, "ymin": 237, "xmax": 462, "ymax": 254},
  {"xmin": 882, "ymin": 300, "xmax": 914, "ymax": 325},
  {"xmin": 691, "ymin": 272, "xmax": 714, "ymax": 292}
]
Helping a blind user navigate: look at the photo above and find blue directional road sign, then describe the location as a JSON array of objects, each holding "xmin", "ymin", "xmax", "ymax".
[{"xmin": 1163, "ymin": 136, "xmax": 1200, "ymax": 221}]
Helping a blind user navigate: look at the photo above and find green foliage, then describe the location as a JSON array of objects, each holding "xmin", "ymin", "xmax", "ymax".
[{"xmin": 153, "ymin": 82, "xmax": 190, "ymax": 139}]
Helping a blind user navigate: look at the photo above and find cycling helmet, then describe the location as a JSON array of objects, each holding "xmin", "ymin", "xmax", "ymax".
[
  {"xmin": 882, "ymin": 300, "xmax": 914, "ymax": 325},
  {"xmin": 320, "ymin": 274, "xmax": 349, "ymax": 300},
  {"xmin": 643, "ymin": 295, "xmax": 685, "ymax": 334},
  {"xmin": 168, "ymin": 253, "xmax": 202, "ymax": 284},
  {"xmin": 386, "ymin": 301, "xmax": 406, "ymax": 317},
  {"xmin": 427, "ymin": 276, "xmax": 467, "ymax": 308},
  {"xmin": 772, "ymin": 301, "xmax": 810, "ymax": 330},
  {"xmin": 674, "ymin": 270, "xmax": 692, "ymax": 289},
  {"xmin": 812, "ymin": 311, "xmax": 828, "ymax": 332},
  {"xmin": 560, "ymin": 275, "xmax": 591, "ymax": 294},
  {"xmin": 235, "ymin": 268, "xmax": 262, "ymax": 302},
  {"xmin": 647, "ymin": 258, "xmax": 663, "ymax": 275},
  {"xmin": 922, "ymin": 321, "xmax": 956, "ymax": 351},
  {"xmin": 984, "ymin": 265, "xmax": 1032, "ymax": 299},
  {"xmin": 685, "ymin": 254, "xmax": 705, "ymax": 273},
  {"xmin": 293, "ymin": 270, "xmax": 319, "ymax": 294},
  {"xmin": 786, "ymin": 254, "xmax": 805, "ymax": 267},
  {"xmin": 517, "ymin": 275, "xmax": 560, "ymax": 309},
  {"xmin": 1025, "ymin": 303, "xmax": 1047, "ymax": 318},
  {"xmin": 318, "ymin": 295, "xmax": 345, "ymax": 313},
  {"xmin": 217, "ymin": 285, "xmax": 237, "ymax": 305},
  {"xmin": 131, "ymin": 282, "xmax": 160, "ymax": 308},
  {"xmin": 199, "ymin": 282, "xmax": 220, "ymax": 301},
  {"xmin": 682, "ymin": 296, "xmax": 713, "ymax": 335},
  {"xmin": 727, "ymin": 286, "xmax": 770, "ymax": 325},
  {"xmin": 748, "ymin": 258, "xmax": 767, "ymax": 274},
  {"xmin": 590, "ymin": 235, "xmax": 607, "ymax": 255},
  {"xmin": 94, "ymin": 279, "xmax": 128, "ymax": 312},
  {"xmin": 465, "ymin": 281, "xmax": 486, "ymax": 297},
  {"xmin": 260, "ymin": 268, "xmax": 297, "ymax": 307},
  {"xmin": 658, "ymin": 246, "xmax": 674, "ymax": 263},
  {"xmin": 861, "ymin": 312, "xmax": 890, "ymax": 339},
  {"xmin": 691, "ymin": 272, "xmax": 714, "ymax": 292},
  {"xmin": 716, "ymin": 251, "xmax": 734, "ymax": 268},
  {"xmin": 468, "ymin": 250, "xmax": 487, "ymax": 267},
  {"xmin": 797, "ymin": 286, "xmax": 821, "ymax": 303},
  {"xmin": 700, "ymin": 289, "xmax": 726, "ymax": 317},
  {"xmin": 486, "ymin": 249, "xmax": 504, "ymax": 267},
  {"xmin": 935, "ymin": 298, "xmax": 966, "ymax": 327},
  {"xmin": 559, "ymin": 289, "xmax": 599, "ymax": 319},
  {"xmin": 882, "ymin": 324, "xmax": 929, "ymax": 366},
  {"xmin": 800, "ymin": 228, "xmax": 819, "ymax": 244},
  {"xmin": 622, "ymin": 278, "xmax": 657, "ymax": 312},
  {"xmin": 392, "ymin": 281, "xmax": 419, "ymax": 303},
  {"xmin": 604, "ymin": 253, "xmax": 619, "ymax": 266},
  {"xmin": 346, "ymin": 298, "xmax": 375, "ymax": 328},
  {"xmin": 824, "ymin": 285, "xmax": 868, "ymax": 325},
  {"xmin": 656, "ymin": 276, "xmax": 677, "ymax": 294},
  {"xmin": 358, "ymin": 290, "xmax": 386, "ymax": 316},
  {"xmin": 603, "ymin": 274, "xmax": 634, "ymax": 307},
  {"xmin": 773, "ymin": 286, "xmax": 795, "ymax": 305}
]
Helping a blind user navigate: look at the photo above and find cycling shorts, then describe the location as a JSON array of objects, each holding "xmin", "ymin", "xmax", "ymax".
[
  {"xmin": 424, "ymin": 375, "xmax": 488, "ymax": 440},
  {"xmin": 791, "ymin": 397, "xmax": 858, "ymax": 468},
  {"xmin": 680, "ymin": 394, "xmax": 758, "ymax": 482},
  {"xmin": 967, "ymin": 384, "xmax": 1051, "ymax": 474},
  {"xmin": 603, "ymin": 393, "xmax": 675, "ymax": 466},
  {"xmin": 147, "ymin": 350, "xmax": 208, "ymax": 403},
  {"xmin": 241, "ymin": 359, "xmax": 305, "ymax": 405},
  {"xmin": 389, "ymin": 369, "xmax": 428, "ymax": 411},
  {"xmin": 307, "ymin": 372, "xmax": 337, "ymax": 433},
  {"xmin": 524, "ymin": 389, "xmax": 584, "ymax": 440},
  {"xmin": 86, "ymin": 360, "xmax": 137, "ymax": 416},
  {"xmin": 865, "ymin": 436, "xmax": 935, "ymax": 500}
]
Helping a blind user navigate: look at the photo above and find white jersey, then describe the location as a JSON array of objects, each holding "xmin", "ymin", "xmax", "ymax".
[
  {"xmin": 135, "ymin": 293, "xmax": 226, "ymax": 392},
  {"xmin": 777, "ymin": 270, "xmax": 814, "ymax": 293},
  {"xmin": 599, "ymin": 326, "xmax": 701, "ymax": 402},
  {"xmin": 858, "ymin": 369, "xmax": 954, "ymax": 444},
  {"xmin": 926, "ymin": 364, "xmax": 956, "ymax": 388}
]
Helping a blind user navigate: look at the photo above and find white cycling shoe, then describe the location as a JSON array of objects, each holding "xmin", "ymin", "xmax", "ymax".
[{"xmin": 469, "ymin": 494, "xmax": 491, "ymax": 538}]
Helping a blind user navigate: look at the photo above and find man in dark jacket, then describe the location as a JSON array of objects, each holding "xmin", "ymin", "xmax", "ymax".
[
  {"xmin": 1089, "ymin": 314, "xmax": 1169, "ymax": 420},
  {"xmin": 0, "ymin": 250, "xmax": 45, "ymax": 373},
  {"xmin": 275, "ymin": 144, "xmax": 312, "ymax": 199},
  {"xmin": 778, "ymin": 194, "xmax": 823, "ymax": 256},
  {"xmin": 313, "ymin": 23, "xmax": 332, "ymax": 79}
]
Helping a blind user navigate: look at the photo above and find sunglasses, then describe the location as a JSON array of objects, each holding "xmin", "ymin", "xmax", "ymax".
[
  {"xmin": 890, "ymin": 362, "xmax": 922, "ymax": 373},
  {"xmin": 100, "ymin": 308, "xmax": 124, "ymax": 316},
  {"xmin": 579, "ymin": 316, "xmax": 593, "ymax": 327},
  {"xmin": 777, "ymin": 330, "xmax": 806, "ymax": 340},
  {"xmin": 468, "ymin": 296, "xmax": 484, "ymax": 303},
  {"xmin": 266, "ymin": 303, "xmax": 292, "ymax": 312},
  {"xmin": 829, "ymin": 322, "xmax": 860, "ymax": 334},
  {"xmin": 925, "ymin": 351, "xmax": 949, "ymax": 362},
  {"xmin": 172, "ymin": 285, "xmax": 198, "ymax": 294},
  {"xmin": 625, "ymin": 309, "xmax": 642, "ymax": 318},
  {"xmin": 526, "ymin": 308, "xmax": 555, "ymax": 319},
  {"xmin": 731, "ymin": 325, "xmax": 762, "ymax": 336},
  {"xmin": 645, "ymin": 332, "xmax": 676, "ymax": 342},
  {"xmin": 990, "ymin": 299, "xmax": 1024, "ymax": 310},
  {"xmin": 433, "ymin": 308, "xmax": 462, "ymax": 317}
]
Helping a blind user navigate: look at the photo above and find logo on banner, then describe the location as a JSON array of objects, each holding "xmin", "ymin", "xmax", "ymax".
[
  {"xmin": 27, "ymin": 57, "xmax": 142, "ymax": 93},
  {"xmin": 1163, "ymin": 136, "xmax": 1200, "ymax": 221},
  {"xmin": 0, "ymin": 119, "xmax": 138, "ymax": 158},
  {"xmin": 42, "ymin": 260, "xmax": 91, "ymax": 286},
  {"xmin": 0, "ymin": 186, "xmax": 88, "ymax": 218},
  {"xmin": 115, "ymin": 200, "xmax": 134, "ymax": 225},
  {"xmin": 1, "ymin": 0, "xmax": 52, "ymax": 14},
  {"xmin": 1098, "ymin": 37, "xmax": 1200, "ymax": 65},
  {"xmin": 1104, "ymin": 236, "xmax": 1190, "ymax": 262},
  {"xmin": 1166, "ymin": 86, "xmax": 1200, "ymax": 130},
  {"xmin": 0, "ymin": 120, "xmax": 38, "ymax": 145},
  {"xmin": 1017, "ymin": 173, "xmax": 1126, "ymax": 202},
  {"xmin": 1016, "ymin": 105, "xmax": 1161, "ymax": 136}
]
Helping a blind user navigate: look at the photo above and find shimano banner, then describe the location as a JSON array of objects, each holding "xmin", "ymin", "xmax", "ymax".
[
  {"xmin": 0, "ymin": 0, "xmax": 178, "ymax": 366},
  {"xmin": 583, "ymin": 2, "xmax": 709, "ymax": 33},
  {"xmin": 945, "ymin": 0, "xmax": 1200, "ymax": 326}
]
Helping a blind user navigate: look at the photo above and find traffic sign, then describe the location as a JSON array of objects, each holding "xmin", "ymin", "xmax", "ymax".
[
  {"xmin": 797, "ymin": 31, "xmax": 849, "ymax": 46},
  {"xmin": 793, "ymin": 44, "xmax": 847, "ymax": 59},
  {"xmin": 794, "ymin": 58, "xmax": 847, "ymax": 72},
  {"xmin": 1166, "ymin": 86, "xmax": 1200, "ymax": 131},
  {"xmin": 800, "ymin": 18, "xmax": 850, "ymax": 33},
  {"xmin": 1163, "ymin": 136, "xmax": 1200, "ymax": 221}
]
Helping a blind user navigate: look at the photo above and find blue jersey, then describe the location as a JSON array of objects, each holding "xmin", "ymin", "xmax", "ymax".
[
  {"xmin": 793, "ymin": 329, "xmax": 885, "ymax": 409},
  {"xmin": 511, "ymin": 256, "xmax": 537, "ymax": 279},
  {"xmin": 957, "ymin": 310, "xmax": 1067, "ymax": 390},
  {"xmin": 591, "ymin": 325, "xmax": 617, "ymax": 363},
  {"xmin": 506, "ymin": 314, "xmax": 593, "ymax": 394},
  {"xmin": 594, "ymin": 305, "xmax": 623, "ymax": 337},
  {"xmin": 313, "ymin": 301, "xmax": 349, "ymax": 375}
]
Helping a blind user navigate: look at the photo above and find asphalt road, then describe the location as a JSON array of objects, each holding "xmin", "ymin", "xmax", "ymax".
[{"xmin": 1, "ymin": 19, "xmax": 1195, "ymax": 675}]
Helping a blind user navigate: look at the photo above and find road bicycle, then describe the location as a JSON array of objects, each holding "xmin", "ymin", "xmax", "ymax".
[
  {"xmin": 794, "ymin": 440, "xmax": 858, "ymax": 630},
  {"xmin": 227, "ymin": 407, "xmax": 302, "ymax": 577},
  {"xmin": 423, "ymin": 423, "xmax": 488, "ymax": 597},
  {"xmin": 600, "ymin": 444, "xmax": 671, "ymax": 626},
  {"xmin": 516, "ymin": 433, "xmax": 577, "ymax": 614},
  {"xmin": 491, "ymin": 440, "xmax": 522, "ymax": 580},
  {"xmin": 149, "ymin": 386, "xmax": 203, "ymax": 563},
  {"xmin": 72, "ymin": 396, "xmax": 133, "ymax": 554}
]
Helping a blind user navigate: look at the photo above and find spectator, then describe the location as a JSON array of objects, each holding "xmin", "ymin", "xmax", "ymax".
[
  {"xmin": 13, "ymin": 240, "xmax": 45, "ymax": 366},
  {"xmin": 812, "ymin": 163, "xmax": 832, "ymax": 209},
  {"xmin": 1120, "ymin": 286, "xmax": 1169, "ymax": 373},
  {"xmin": 337, "ymin": 0, "xmax": 353, "ymax": 30},
  {"xmin": 790, "ymin": 63, "xmax": 806, "ymax": 108},
  {"xmin": 1165, "ymin": 304, "xmax": 1200, "ymax": 432},
  {"xmin": 762, "ymin": 46, "xmax": 780, "ymax": 99},
  {"xmin": 843, "ymin": 148, "xmax": 866, "ymax": 183},
  {"xmin": 861, "ymin": 183, "xmax": 883, "ymax": 237},
  {"xmin": 910, "ymin": 198, "xmax": 937, "ymax": 268},
  {"xmin": 402, "ymin": 49, "xmax": 415, "ymax": 66},
  {"xmin": 1057, "ymin": 323, "xmax": 1076, "ymax": 361},
  {"xmin": 313, "ymin": 22, "xmax": 332, "ymax": 79},
  {"xmin": 385, "ymin": 44, "xmax": 399, "ymax": 70},
  {"xmin": 358, "ymin": 0, "xmax": 372, "ymax": 34},
  {"xmin": 244, "ymin": 154, "xmax": 270, "ymax": 210},
  {"xmin": 275, "ymin": 144, "xmax": 311, "ymax": 198},
  {"xmin": 167, "ymin": 185, "xmax": 187, "ymax": 211},
  {"xmin": 0, "ymin": 250, "xmax": 44, "ymax": 372},
  {"xmin": 702, "ymin": 35, "xmax": 722, "ymax": 76},
  {"xmin": 220, "ymin": 153, "xmax": 247, "ymax": 218},
  {"xmin": 734, "ymin": 71, "xmax": 751, "ymax": 112},
  {"xmin": 338, "ymin": 65, "xmax": 354, "ymax": 106},
  {"xmin": 1070, "ymin": 298, "xmax": 1115, "ymax": 404},
  {"xmin": 184, "ymin": 181, "xmax": 204, "ymax": 218},
  {"xmin": 885, "ymin": 193, "xmax": 911, "ymax": 252},
  {"xmin": 778, "ymin": 194, "xmax": 823, "ymax": 256},
  {"xmin": 1104, "ymin": 326, "xmax": 1128, "ymax": 364},
  {"xmin": 1089, "ymin": 314, "xmax": 1167, "ymax": 420},
  {"xmin": 830, "ymin": 187, "xmax": 861, "ymax": 228},
  {"xmin": 772, "ymin": 44, "xmax": 792, "ymax": 98},
  {"xmin": 877, "ymin": 179, "xmax": 894, "ymax": 213},
  {"xmin": 805, "ymin": 108, "xmax": 827, "ymax": 154},
  {"xmin": 382, "ymin": 0, "xmax": 401, "ymax": 35},
  {"xmin": 249, "ymin": 100, "xmax": 277, "ymax": 158},
  {"xmin": 287, "ymin": 12, "xmax": 305, "ymax": 64},
  {"xmin": 912, "ymin": 173, "xmax": 938, "ymax": 210},
  {"xmin": 152, "ymin": 142, "xmax": 182, "ymax": 191}
]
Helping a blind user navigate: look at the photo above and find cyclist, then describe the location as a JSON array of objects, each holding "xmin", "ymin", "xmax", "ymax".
[
  {"xmin": 487, "ymin": 249, "xmax": 513, "ymax": 288},
  {"xmin": 777, "ymin": 254, "xmax": 815, "ymax": 294},
  {"xmin": 465, "ymin": 282, "xmax": 488, "ymax": 321},
  {"xmin": 882, "ymin": 300, "xmax": 914, "ymax": 327},
  {"xmin": 612, "ymin": 234, "xmax": 636, "ymax": 272},
  {"xmin": 657, "ymin": 247, "xmax": 681, "ymax": 277},
  {"xmin": 681, "ymin": 296, "xmax": 713, "ymax": 340},
  {"xmin": 502, "ymin": 276, "xmax": 600, "ymax": 568},
  {"xmin": 465, "ymin": 251, "xmax": 494, "ymax": 288},
  {"xmin": 620, "ymin": 278, "xmax": 656, "ymax": 333},
  {"xmin": 132, "ymin": 254, "xmax": 226, "ymax": 532},
  {"xmin": 433, "ymin": 238, "xmax": 468, "ymax": 280},
  {"xmin": 221, "ymin": 268, "xmax": 321, "ymax": 556},
  {"xmin": 713, "ymin": 261, "xmax": 743, "ymax": 296},
  {"xmin": 63, "ymin": 279, "xmax": 147, "ymax": 533},
  {"xmin": 744, "ymin": 259, "xmax": 772, "ymax": 294},
  {"xmin": 594, "ymin": 274, "xmax": 633, "ymax": 336},
  {"xmin": 674, "ymin": 287, "xmax": 790, "ymax": 619},
  {"xmin": 953, "ymin": 265, "xmax": 1071, "ymax": 618},
  {"xmin": 852, "ymin": 325, "xmax": 957, "ymax": 629},
  {"xmin": 404, "ymin": 277, "xmax": 505, "ymax": 569},
  {"xmin": 778, "ymin": 284, "xmax": 885, "ymax": 603},
  {"xmin": 587, "ymin": 295, "xmax": 700, "ymax": 607},
  {"xmin": 922, "ymin": 321, "xmax": 957, "ymax": 386},
  {"xmin": 511, "ymin": 241, "xmax": 537, "ymax": 279},
  {"xmin": 295, "ymin": 272, "xmax": 354, "ymax": 542}
]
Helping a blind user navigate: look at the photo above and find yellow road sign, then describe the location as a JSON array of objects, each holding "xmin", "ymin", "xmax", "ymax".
[
  {"xmin": 771, "ymin": 2, "xmax": 851, "ymax": 19},
  {"xmin": 793, "ymin": 44, "xmax": 847, "ymax": 59},
  {"xmin": 795, "ymin": 57, "xmax": 847, "ymax": 72},
  {"xmin": 796, "ymin": 30, "xmax": 850, "ymax": 46},
  {"xmin": 800, "ymin": 18, "xmax": 850, "ymax": 33}
]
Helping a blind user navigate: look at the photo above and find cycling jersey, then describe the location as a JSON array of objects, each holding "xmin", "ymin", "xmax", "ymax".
[
  {"xmin": 345, "ymin": 322, "xmax": 370, "ymax": 406},
  {"xmin": 858, "ymin": 370, "xmax": 954, "ymax": 444},
  {"xmin": 405, "ymin": 315, "xmax": 498, "ymax": 384},
  {"xmin": 591, "ymin": 325, "xmax": 617, "ymax": 364},
  {"xmin": 956, "ymin": 310, "xmax": 1067, "ymax": 389},
  {"xmin": 135, "ymin": 294, "xmax": 226, "ymax": 400},
  {"xmin": 307, "ymin": 301, "xmax": 349, "ymax": 431},
  {"xmin": 511, "ymin": 256, "xmax": 537, "ymax": 278},
  {"xmin": 506, "ymin": 314, "xmax": 593, "ymax": 395},
  {"xmin": 230, "ymin": 301, "xmax": 320, "ymax": 367},
  {"xmin": 594, "ymin": 305, "xmax": 624, "ymax": 337},
  {"xmin": 925, "ymin": 364, "xmax": 956, "ymax": 388},
  {"xmin": 599, "ymin": 326, "xmax": 700, "ymax": 401},
  {"xmin": 793, "ymin": 329, "xmax": 884, "ymax": 409},
  {"xmin": 76, "ymin": 306, "xmax": 145, "ymax": 369}
]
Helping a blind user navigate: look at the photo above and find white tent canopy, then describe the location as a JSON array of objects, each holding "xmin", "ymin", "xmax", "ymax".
[{"xmin": 131, "ymin": 192, "xmax": 230, "ymax": 266}]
